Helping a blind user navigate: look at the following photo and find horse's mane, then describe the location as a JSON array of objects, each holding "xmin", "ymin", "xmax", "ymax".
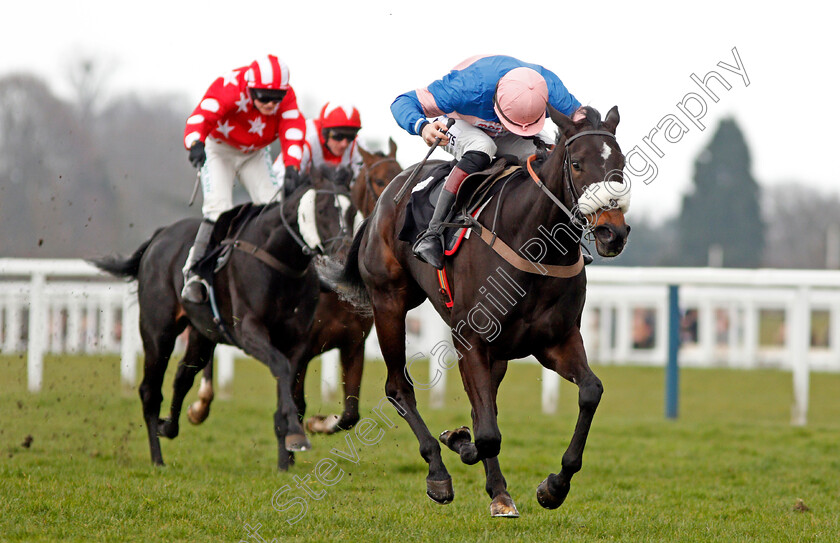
[{"xmin": 578, "ymin": 106, "xmax": 602, "ymax": 129}]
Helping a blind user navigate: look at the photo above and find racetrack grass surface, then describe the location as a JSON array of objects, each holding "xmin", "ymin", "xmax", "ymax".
[{"xmin": 1, "ymin": 354, "xmax": 839, "ymax": 542}]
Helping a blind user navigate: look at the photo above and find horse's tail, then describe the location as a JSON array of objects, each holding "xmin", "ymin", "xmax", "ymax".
[
  {"xmin": 317, "ymin": 218, "xmax": 372, "ymax": 315},
  {"xmin": 87, "ymin": 229, "xmax": 161, "ymax": 280}
]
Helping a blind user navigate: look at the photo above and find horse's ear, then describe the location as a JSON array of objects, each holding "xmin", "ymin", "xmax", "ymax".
[
  {"xmin": 358, "ymin": 145, "xmax": 374, "ymax": 162},
  {"xmin": 548, "ymin": 105, "xmax": 577, "ymax": 138},
  {"xmin": 388, "ymin": 137, "xmax": 398, "ymax": 158},
  {"xmin": 603, "ymin": 106, "xmax": 620, "ymax": 134}
]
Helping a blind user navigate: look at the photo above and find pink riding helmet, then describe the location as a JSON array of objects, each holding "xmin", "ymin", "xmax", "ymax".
[{"xmin": 493, "ymin": 67, "xmax": 549, "ymax": 137}]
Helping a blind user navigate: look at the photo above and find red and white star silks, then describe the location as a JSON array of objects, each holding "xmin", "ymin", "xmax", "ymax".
[{"xmin": 183, "ymin": 64, "xmax": 305, "ymax": 168}]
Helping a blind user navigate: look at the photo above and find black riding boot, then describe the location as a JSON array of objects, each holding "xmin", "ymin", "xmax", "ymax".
[
  {"xmin": 413, "ymin": 189, "xmax": 457, "ymax": 269},
  {"xmin": 181, "ymin": 219, "xmax": 215, "ymax": 303}
]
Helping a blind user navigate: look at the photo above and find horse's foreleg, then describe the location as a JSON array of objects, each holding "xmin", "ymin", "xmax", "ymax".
[
  {"xmin": 535, "ymin": 328, "xmax": 603, "ymax": 509},
  {"xmin": 290, "ymin": 344, "xmax": 312, "ymax": 426},
  {"xmin": 336, "ymin": 340, "xmax": 364, "ymax": 430},
  {"xmin": 238, "ymin": 315, "xmax": 310, "ymax": 471},
  {"xmin": 187, "ymin": 359, "xmax": 215, "ymax": 425},
  {"xmin": 159, "ymin": 329, "xmax": 215, "ymax": 438},
  {"xmin": 372, "ymin": 293, "xmax": 453, "ymax": 504}
]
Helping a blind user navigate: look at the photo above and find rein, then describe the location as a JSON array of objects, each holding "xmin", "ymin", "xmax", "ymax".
[
  {"xmin": 467, "ymin": 129, "xmax": 617, "ymax": 278},
  {"xmin": 217, "ymin": 183, "xmax": 351, "ymax": 277},
  {"xmin": 280, "ymin": 185, "xmax": 351, "ymax": 257},
  {"xmin": 221, "ymin": 239, "xmax": 308, "ymax": 278}
]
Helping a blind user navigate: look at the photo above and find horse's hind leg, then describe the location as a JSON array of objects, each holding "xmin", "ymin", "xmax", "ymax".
[
  {"xmin": 371, "ymin": 292, "xmax": 453, "ymax": 504},
  {"xmin": 138, "ymin": 316, "xmax": 183, "ymax": 466},
  {"xmin": 534, "ymin": 328, "xmax": 603, "ymax": 509},
  {"xmin": 159, "ymin": 328, "xmax": 216, "ymax": 438},
  {"xmin": 187, "ymin": 361, "xmax": 215, "ymax": 425},
  {"xmin": 442, "ymin": 338, "xmax": 503, "ymax": 462},
  {"xmin": 440, "ymin": 357, "xmax": 518, "ymax": 517}
]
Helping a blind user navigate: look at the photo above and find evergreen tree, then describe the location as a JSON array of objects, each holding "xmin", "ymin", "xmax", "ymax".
[{"xmin": 675, "ymin": 118, "xmax": 764, "ymax": 267}]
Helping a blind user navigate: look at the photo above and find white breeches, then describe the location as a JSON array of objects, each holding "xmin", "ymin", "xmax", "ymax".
[
  {"xmin": 435, "ymin": 117, "xmax": 555, "ymax": 162},
  {"xmin": 200, "ymin": 139, "xmax": 280, "ymax": 221}
]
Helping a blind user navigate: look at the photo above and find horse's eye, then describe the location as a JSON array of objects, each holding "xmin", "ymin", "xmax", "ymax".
[{"xmin": 571, "ymin": 161, "xmax": 582, "ymax": 172}]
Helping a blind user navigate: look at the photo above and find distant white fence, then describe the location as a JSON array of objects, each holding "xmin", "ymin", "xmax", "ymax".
[{"xmin": 2, "ymin": 258, "xmax": 838, "ymax": 424}]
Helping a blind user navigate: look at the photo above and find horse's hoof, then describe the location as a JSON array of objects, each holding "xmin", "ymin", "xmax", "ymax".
[
  {"xmin": 490, "ymin": 494, "xmax": 520, "ymax": 518},
  {"xmin": 285, "ymin": 433, "xmax": 311, "ymax": 452},
  {"xmin": 305, "ymin": 414, "xmax": 340, "ymax": 434},
  {"xmin": 426, "ymin": 478, "xmax": 454, "ymax": 505},
  {"xmin": 439, "ymin": 426, "xmax": 471, "ymax": 451},
  {"xmin": 156, "ymin": 418, "xmax": 178, "ymax": 439},
  {"xmin": 186, "ymin": 402, "xmax": 209, "ymax": 425},
  {"xmin": 537, "ymin": 475, "xmax": 570, "ymax": 510}
]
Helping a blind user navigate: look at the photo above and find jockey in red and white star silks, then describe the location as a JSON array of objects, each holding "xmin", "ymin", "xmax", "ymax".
[
  {"xmin": 180, "ymin": 54, "xmax": 306, "ymax": 303},
  {"xmin": 274, "ymin": 102, "xmax": 363, "ymax": 187},
  {"xmin": 184, "ymin": 54, "xmax": 305, "ymax": 221}
]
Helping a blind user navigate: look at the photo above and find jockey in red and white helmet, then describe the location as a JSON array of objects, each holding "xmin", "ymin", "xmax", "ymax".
[
  {"xmin": 181, "ymin": 54, "xmax": 307, "ymax": 303},
  {"xmin": 274, "ymin": 101, "xmax": 363, "ymax": 193}
]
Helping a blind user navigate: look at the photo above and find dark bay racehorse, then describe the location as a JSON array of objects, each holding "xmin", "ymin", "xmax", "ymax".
[
  {"xmin": 330, "ymin": 107, "xmax": 630, "ymax": 516},
  {"xmin": 90, "ymin": 168, "xmax": 352, "ymax": 470},
  {"xmin": 186, "ymin": 140, "xmax": 402, "ymax": 435}
]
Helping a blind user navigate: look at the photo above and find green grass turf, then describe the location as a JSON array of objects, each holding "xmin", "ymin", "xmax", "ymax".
[{"xmin": 1, "ymin": 353, "xmax": 839, "ymax": 542}]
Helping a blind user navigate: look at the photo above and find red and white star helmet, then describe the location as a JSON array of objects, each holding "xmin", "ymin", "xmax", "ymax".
[
  {"xmin": 244, "ymin": 54, "xmax": 290, "ymax": 90},
  {"xmin": 319, "ymin": 102, "xmax": 362, "ymax": 130}
]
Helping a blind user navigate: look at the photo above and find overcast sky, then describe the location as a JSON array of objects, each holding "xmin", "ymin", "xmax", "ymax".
[{"xmin": 3, "ymin": 1, "xmax": 838, "ymax": 222}]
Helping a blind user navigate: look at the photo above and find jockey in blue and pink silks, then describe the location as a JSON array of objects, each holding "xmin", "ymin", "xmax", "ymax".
[{"xmin": 391, "ymin": 54, "xmax": 583, "ymax": 269}]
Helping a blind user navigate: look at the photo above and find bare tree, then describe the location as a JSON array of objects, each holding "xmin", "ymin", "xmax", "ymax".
[
  {"xmin": 95, "ymin": 92, "xmax": 197, "ymax": 249},
  {"xmin": 0, "ymin": 73, "xmax": 119, "ymax": 257},
  {"xmin": 762, "ymin": 183, "xmax": 840, "ymax": 269},
  {"xmin": 65, "ymin": 55, "xmax": 115, "ymax": 122}
]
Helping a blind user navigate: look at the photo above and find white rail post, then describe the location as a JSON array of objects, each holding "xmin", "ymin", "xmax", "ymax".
[
  {"xmin": 790, "ymin": 286, "xmax": 810, "ymax": 426},
  {"xmin": 321, "ymin": 349, "xmax": 340, "ymax": 402},
  {"xmin": 27, "ymin": 272, "xmax": 46, "ymax": 392},
  {"xmin": 216, "ymin": 345, "xmax": 236, "ymax": 396},
  {"xmin": 5, "ymin": 291, "xmax": 23, "ymax": 352},
  {"xmin": 429, "ymin": 318, "xmax": 451, "ymax": 409},
  {"xmin": 120, "ymin": 288, "xmax": 139, "ymax": 387},
  {"xmin": 541, "ymin": 366, "xmax": 560, "ymax": 414}
]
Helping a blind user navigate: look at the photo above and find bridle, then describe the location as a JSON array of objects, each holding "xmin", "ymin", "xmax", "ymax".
[
  {"xmin": 526, "ymin": 129, "xmax": 619, "ymax": 229},
  {"xmin": 279, "ymin": 183, "xmax": 353, "ymax": 257},
  {"xmin": 356, "ymin": 156, "xmax": 400, "ymax": 205}
]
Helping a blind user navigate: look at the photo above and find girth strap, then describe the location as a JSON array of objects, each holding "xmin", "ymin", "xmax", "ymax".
[
  {"xmin": 222, "ymin": 239, "xmax": 308, "ymax": 278},
  {"xmin": 472, "ymin": 220, "xmax": 584, "ymax": 278}
]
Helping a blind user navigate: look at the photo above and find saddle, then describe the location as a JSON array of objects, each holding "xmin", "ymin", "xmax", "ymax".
[
  {"xmin": 193, "ymin": 203, "xmax": 263, "ymax": 285},
  {"xmin": 398, "ymin": 156, "xmax": 526, "ymax": 255}
]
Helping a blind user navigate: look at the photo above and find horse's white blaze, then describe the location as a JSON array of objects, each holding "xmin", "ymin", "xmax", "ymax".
[
  {"xmin": 298, "ymin": 189, "xmax": 323, "ymax": 251},
  {"xmin": 353, "ymin": 211, "xmax": 364, "ymax": 235},
  {"xmin": 601, "ymin": 142, "xmax": 611, "ymax": 161},
  {"xmin": 336, "ymin": 194, "xmax": 359, "ymax": 235},
  {"xmin": 578, "ymin": 181, "xmax": 631, "ymax": 215}
]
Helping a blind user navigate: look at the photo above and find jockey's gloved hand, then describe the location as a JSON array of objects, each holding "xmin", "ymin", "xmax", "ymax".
[
  {"xmin": 188, "ymin": 141, "xmax": 206, "ymax": 168},
  {"xmin": 284, "ymin": 165, "xmax": 301, "ymax": 195}
]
